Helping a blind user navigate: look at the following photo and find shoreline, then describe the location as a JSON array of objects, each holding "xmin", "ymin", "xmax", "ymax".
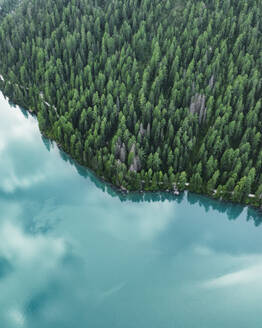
[
  {"xmin": 49, "ymin": 133, "xmax": 262, "ymax": 215},
  {"xmin": 0, "ymin": 80, "xmax": 261, "ymax": 211}
]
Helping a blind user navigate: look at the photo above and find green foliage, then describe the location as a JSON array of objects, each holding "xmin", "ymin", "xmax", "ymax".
[
  {"xmin": 0, "ymin": 0, "xmax": 19, "ymax": 19},
  {"xmin": 0, "ymin": 0, "xmax": 261, "ymax": 206}
]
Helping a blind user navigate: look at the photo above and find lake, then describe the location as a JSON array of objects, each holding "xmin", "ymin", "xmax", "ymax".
[{"xmin": 0, "ymin": 91, "xmax": 262, "ymax": 328}]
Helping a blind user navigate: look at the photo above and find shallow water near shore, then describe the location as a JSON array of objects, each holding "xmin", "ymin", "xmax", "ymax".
[{"xmin": 1, "ymin": 91, "xmax": 262, "ymax": 328}]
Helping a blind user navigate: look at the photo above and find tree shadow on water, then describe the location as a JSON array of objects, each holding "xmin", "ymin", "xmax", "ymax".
[
  {"xmin": 187, "ymin": 192, "xmax": 262, "ymax": 226},
  {"xmin": 39, "ymin": 136, "xmax": 262, "ymax": 227}
]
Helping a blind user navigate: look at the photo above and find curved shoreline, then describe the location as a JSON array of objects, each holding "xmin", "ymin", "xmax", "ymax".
[
  {"xmin": 0, "ymin": 81, "xmax": 261, "ymax": 211},
  {"xmin": 48, "ymin": 131, "xmax": 262, "ymax": 216}
]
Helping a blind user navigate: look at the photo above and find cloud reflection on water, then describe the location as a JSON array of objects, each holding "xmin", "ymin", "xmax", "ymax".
[
  {"xmin": 1, "ymin": 91, "xmax": 262, "ymax": 327},
  {"xmin": 0, "ymin": 218, "xmax": 67, "ymax": 327},
  {"xmin": 99, "ymin": 200, "xmax": 176, "ymax": 242},
  {"xmin": 0, "ymin": 94, "xmax": 45, "ymax": 193},
  {"xmin": 0, "ymin": 222, "xmax": 65, "ymax": 265},
  {"xmin": 202, "ymin": 255, "xmax": 262, "ymax": 289}
]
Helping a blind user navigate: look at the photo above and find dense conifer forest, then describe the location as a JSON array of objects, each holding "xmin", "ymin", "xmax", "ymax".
[
  {"xmin": 0, "ymin": 0, "xmax": 261, "ymax": 206},
  {"xmin": 0, "ymin": 0, "xmax": 19, "ymax": 18}
]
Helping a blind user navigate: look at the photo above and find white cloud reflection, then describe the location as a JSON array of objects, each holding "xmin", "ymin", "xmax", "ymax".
[
  {"xmin": 0, "ymin": 94, "xmax": 45, "ymax": 193},
  {"xmin": 7, "ymin": 308, "xmax": 25, "ymax": 327},
  {"xmin": 0, "ymin": 92, "xmax": 72, "ymax": 193},
  {"xmin": 0, "ymin": 220, "xmax": 67, "ymax": 327},
  {"xmin": 203, "ymin": 263, "xmax": 262, "ymax": 289},
  {"xmin": 100, "ymin": 200, "xmax": 176, "ymax": 242},
  {"xmin": 1, "ymin": 171, "xmax": 46, "ymax": 193},
  {"xmin": 0, "ymin": 222, "xmax": 65, "ymax": 265},
  {"xmin": 0, "ymin": 103, "xmax": 38, "ymax": 144},
  {"xmin": 198, "ymin": 251, "xmax": 262, "ymax": 291}
]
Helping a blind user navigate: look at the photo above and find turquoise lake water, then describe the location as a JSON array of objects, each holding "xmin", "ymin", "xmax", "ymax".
[{"xmin": 0, "ymin": 92, "xmax": 262, "ymax": 328}]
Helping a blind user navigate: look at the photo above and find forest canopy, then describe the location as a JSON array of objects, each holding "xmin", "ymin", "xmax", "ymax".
[{"xmin": 0, "ymin": 0, "xmax": 261, "ymax": 206}]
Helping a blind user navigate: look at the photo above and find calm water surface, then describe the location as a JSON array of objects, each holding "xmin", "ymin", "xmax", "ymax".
[{"xmin": 0, "ymin": 92, "xmax": 262, "ymax": 328}]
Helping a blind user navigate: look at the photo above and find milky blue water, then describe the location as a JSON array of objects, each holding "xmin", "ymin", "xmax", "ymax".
[{"xmin": 0, "ymin": 92, "xmax": 262, "ymax": 328}]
